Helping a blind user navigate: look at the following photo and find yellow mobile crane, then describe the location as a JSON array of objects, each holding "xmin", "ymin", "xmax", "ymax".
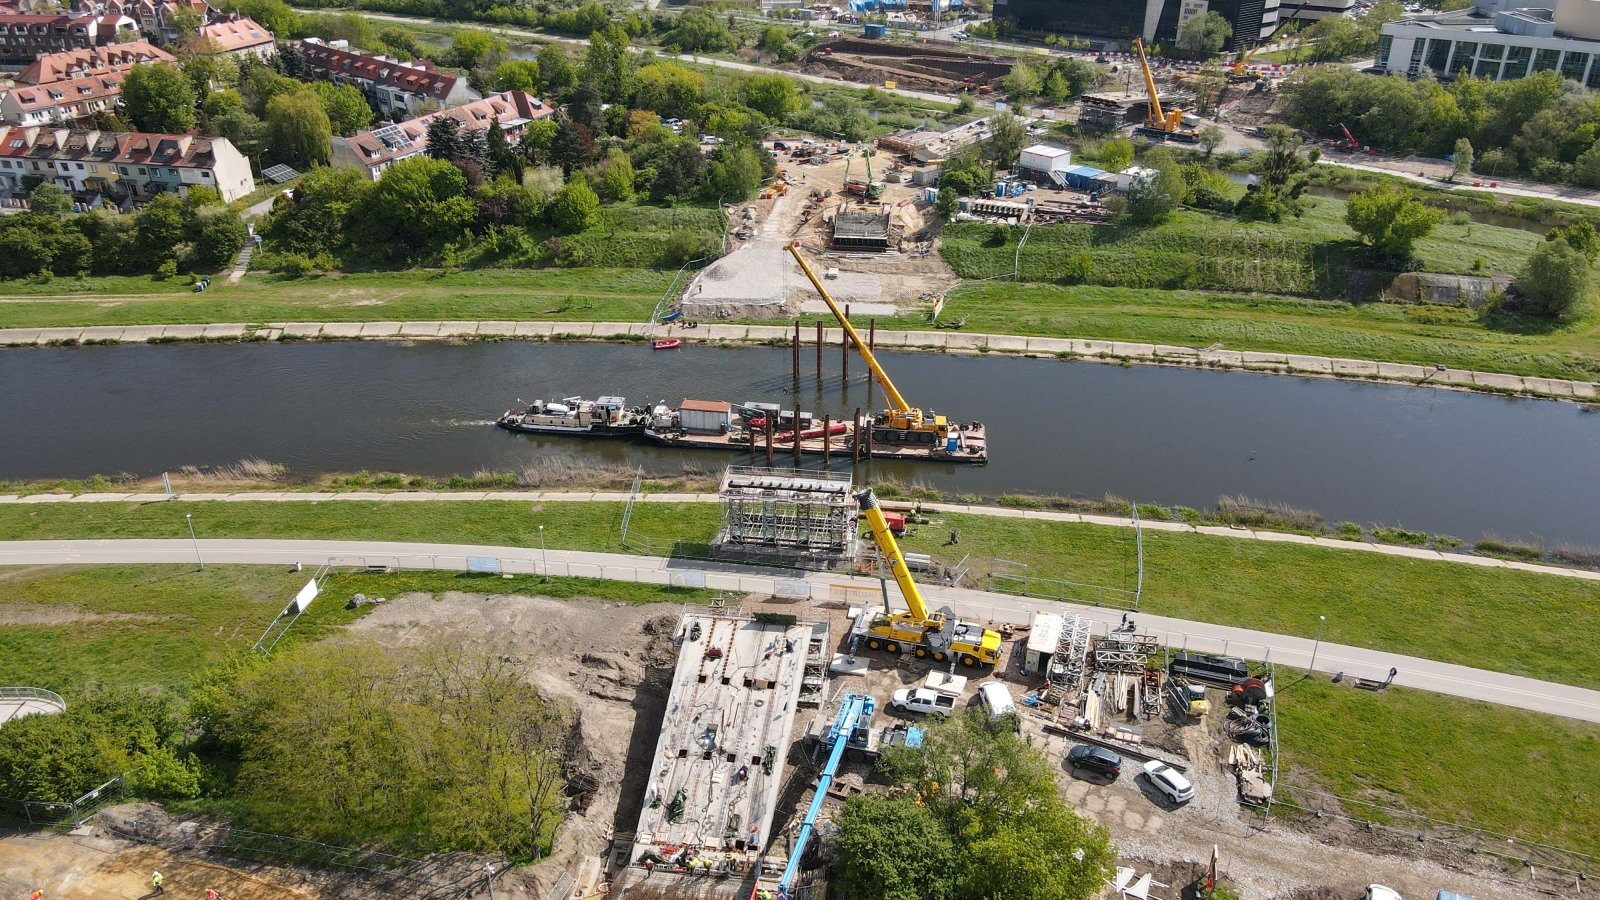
[
  {"xmin": 1131, "ymin": 37, "xmax": 1198, "ymax": 143},
  {"xmin": 1227, "ymin": 44, "xmax": 1262, "ymax": 83},
  {"xmin": 856, "ymin": 488, "xmax": 1002, "ymax": 666},
  {"xmin": 785, "ymin": 242, "xmax": 987, "ymax": 461}
]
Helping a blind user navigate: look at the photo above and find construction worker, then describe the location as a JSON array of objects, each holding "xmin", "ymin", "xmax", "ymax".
[
  {"xmin": 30, "ymin": 890, "xmax": 43, "ymax": 900},
  {"xmin": 150, "ymin": 871, "xmax": 164, "ymax": 894},
  {"xmin": 205, "ymin": 890, "xmax": 220, "ymax": 900}
]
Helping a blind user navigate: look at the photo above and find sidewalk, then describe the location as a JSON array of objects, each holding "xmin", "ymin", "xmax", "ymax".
[
  {"xmin": 0, "ymin": 320, "xmax": 1593, "ymax": 402},
  {"xmin": 1, "ymin": 489, "xmax": 1594, "ymax": 584}
]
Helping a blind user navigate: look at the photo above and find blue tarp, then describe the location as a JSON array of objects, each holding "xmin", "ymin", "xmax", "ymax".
[{"xmin": 1062, "ymin": 165, "xmax": 1106, "ymax": 189}]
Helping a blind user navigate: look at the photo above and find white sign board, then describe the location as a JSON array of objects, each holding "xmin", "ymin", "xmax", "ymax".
[
  {"xmin": 467, "ymin": 556, "xmax": 502, "ymax": 574},
  {"xmin": 290, "ymin": 577, "xmax": 319, "ymax": 614}
]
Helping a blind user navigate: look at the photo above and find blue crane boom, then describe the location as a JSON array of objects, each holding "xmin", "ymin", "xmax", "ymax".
[{"xmin": 776, "ymin": 692, "xmax": 876, "ymax": 900}]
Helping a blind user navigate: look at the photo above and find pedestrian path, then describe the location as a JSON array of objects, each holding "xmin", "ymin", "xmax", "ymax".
[
  {"xmin": 225, "ymin": 239, "xmax": 255, "ymax": 285},
  {"xmin": 0, "ymin": 489, "xmax": 1593, "ymax": 584},
  {"xmin": 0, "ymin": 321, "xmax": 1592, "ymax": 402}
]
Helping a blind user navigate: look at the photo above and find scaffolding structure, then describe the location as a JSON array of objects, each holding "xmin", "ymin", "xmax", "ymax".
[
  {"xmin": 715, "ymin": 467, "xmax": 856, "ymax": 561},
  {"xmin": 1049, "ymin": 614, "xmax": 1092, "ymax": 694}
]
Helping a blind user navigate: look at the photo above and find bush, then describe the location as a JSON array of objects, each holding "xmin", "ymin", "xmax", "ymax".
[{"xmin": 1372, "ymin": 526, "xmax": 1428, "ymax": 546}]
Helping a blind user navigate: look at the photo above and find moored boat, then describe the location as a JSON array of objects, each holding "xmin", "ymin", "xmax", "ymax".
[{"xmin": 496, "ymin": 396, "xmax": 647, "ymax": 436}]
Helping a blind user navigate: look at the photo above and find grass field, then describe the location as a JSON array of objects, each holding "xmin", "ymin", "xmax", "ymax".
[
  {"xmin": 0, "ymin": 563, "xmax": 724, "ymax": 698},
  {"xmin": 1277, "ymin": 676, "xmax": 1600, "ymax": 855},
  {"xmin": 3, "ymin": 500, "xmax": 1597, "ymax": 689}
]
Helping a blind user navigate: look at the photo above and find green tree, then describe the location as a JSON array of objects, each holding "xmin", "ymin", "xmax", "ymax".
[
  {"xmin": 959, "ymin": 803, "xmax": 1112, "ymax": 900},
  {"xmin": 663, "ymin": 9, "xmax": 735, "ymax": 53},
  {"xmin": 1546, "ymin": 220, "xmax": 1600, "ymax": 261},
  {"xmin": 1100, "ymin": 137, "xmax": 1135, "ymax": 172},
  {"xmin": 1177, "ymin": 11, "xmax": 1232, "ymax": 58},
  {"xmin": 1451, "ymin": 137, "xmax": 1474, "ymax": 182},
  {"xmin": 311, "ymin": 82, "xmax": 373, "ymax": 137},
  {"xmin": 29, "ymin": 182, "xmax": 70, "ymax": 217},
  {"xmin": 986, "ymin": 110, "xmax": 1027, "ymax": 169},
  {"xmin": 261, "ymin": 165, "xmax": 375, "ymax": 257},
  {"xmin": 474, "ymin": 176, "xmax": 543, "ymax": 228},
  {"xmin": 548, "ymin": 177, "xmax": 600, "ymax": 234},
  {"xmin": 377, "ymin": 26, "xmax": 424, "ymax": 59},
  {"xmin": 1123, "ymin": 149, "xmax": 1186, "ymax": 224},
  {"xmin": 493, "ymin": 59, "xmax": 540, "ymax": 93},
  {"xmin": 832, "ymin": 797, "xmax": 955, "ymax": 900},
  {"xmin": 743, "ymin": 74, "xmax": 800, "ymax": 121},
  {"xmin": 1198, "ymin": 124, "xmax": 1225, "ymax": 159},
  {"xmin": 265, "ymin": 91, "xmax": 331, "ymax": 167},
  {"xmin": 136, "ymin": 193, "xmax": 186, "ymax": 264},
  {"xmin": 121, "ymin": 63, "xmax": 197, "ymax": 133},
  {"xmin": 595, "ymin": 147, "xmax": 635, "ymax": 202},
  {"xmin": 1517, "ymin": 236, "xmax": 1592, "ymax": 317},
  {"xmin": 235, "ymin": 0, "xmax": 301, "ymax": 39},
  {"xmin": 634, "ymin": 63, "xmax": 706, "ymax": 119},
  {"xmin": 955, "ymin": 92, "xmax": 976, "ymax": 115},
  {"xmin": 1304, "ymin": 14, "xmax": 1371, "ymax": 61},
  {"xmin": 167, "ymin": 5, "xmax": 203, "ymax": 39},
  {"xmin": 538, "ymin": 43, "xmax": 577, "ymax": 94},
  {"xmin": 1572, "ymin": 140, "xmax": 1600, "ymax": 188},
  {"xmin": 703, "ymin": 144, "xmax": 764, "ymax": 202},
  {"xmin": 935, "ymin": 185, "xmax": 959, "ymax": 218},
  {"xmin": 364, "ymin": 156, "xmax": 474, "ymax": 261},
  {"xmin": 450, "ymin": 29, "xmax": 507, "ymax": 71},
  {"xmin": 1345, "ymin": 184, "xmax": 1445, "ymax": 259},
  {"xmin": 583, "ymin": 25, "xmax": 633, "ymax": 103},
  {"xmin": 1003, "ymin": 63, "xmax": 1042, "ymax": 101},
  {"xmin": 187, "ymin": 205, "xmax": 248, "ymax": 271}
]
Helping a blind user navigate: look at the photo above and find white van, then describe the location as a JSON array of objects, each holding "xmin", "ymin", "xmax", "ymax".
[{"xmin": 977, "ymin": 682, "xmax": 1018, "ymax": 729}]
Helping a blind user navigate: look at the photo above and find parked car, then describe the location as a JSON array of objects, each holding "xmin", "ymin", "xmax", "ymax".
[
  {"xmin": 977, "ymin": 682, "xmax": 1018, "ymax": 730},
  {"xmin": 1141, "ymin": 760, "xmax": 1195, "ymax": 804},
  {"xmin": 891, "ymin": 687, "xmax": 956, "ymax": 716},
  {"xmin": 1066, "ymin": 745, "xmax": 1122, "ymax": 779}
]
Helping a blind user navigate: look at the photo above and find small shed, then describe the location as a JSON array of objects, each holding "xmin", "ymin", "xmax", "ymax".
[
  {"xmin": 1023, "ymin": 611, "xmax": 1064, "ymax": 676},
  {"xmin": 1019, "ymin": 144, "xmax": 1072, "ymax": 180},
  {"xmin": 1062, "ymin": 164, "xmax": 1107, "ymax": 190},
  {"xmin": 678, "ymin": 399, "xmax": 732, "ymax": 434}
]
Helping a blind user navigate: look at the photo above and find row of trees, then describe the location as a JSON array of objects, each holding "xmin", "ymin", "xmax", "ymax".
[
  {"xmin": 0, "ymin": 185, "xmax": 246, "ymax": 279},
  {"xmin": 1283, "ymin": 68, "xmax": 1600, "ymax": 186}
]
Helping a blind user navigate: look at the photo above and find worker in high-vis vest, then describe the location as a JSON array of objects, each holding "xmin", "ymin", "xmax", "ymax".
[{"xmin": 150, "ymin": 871, "xmax": 164, "ymax": 894}]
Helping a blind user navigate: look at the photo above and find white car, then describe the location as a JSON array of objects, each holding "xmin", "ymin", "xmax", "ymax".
[
  {"xmin": 1366, "ymin": 888, "xmax": 1403, "ymax": 900},
  {"xmin": 1141, "ymin": 760, "xmax": 1195, "ymax": 804}
]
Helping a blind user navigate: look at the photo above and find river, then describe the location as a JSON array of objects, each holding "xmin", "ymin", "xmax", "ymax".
[{"xmin": 2, "ymin": 342, "xmax": 1596, "ymax": 544}]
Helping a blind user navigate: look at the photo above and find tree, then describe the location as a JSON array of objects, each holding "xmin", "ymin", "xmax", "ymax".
[
  {"xmin": 832, "ymin": 797, "xmax": 955, "ymax": 900},
  {"xmin": 1123, "ymin": 150, "xmax": 1186, "ymax": 224},
  {"xmin": 1303, "ymin": 14, "xmax": 1370, "ymax": 61},
  {"xmin": 1100, "ymin": 137, "xmax": 1134, "ymax": 173},
  {"xmin": 758, "ymin": 25, "xmax": 797, "ymax": 61},
  {"xmin": 378, "ymin": 26, "xmax": 424, "ymax": 59},
  {"xmin": 121, "ymin": 63, "xmax": 197, "ymax": 133},
  {"xmin": 210, "ymin": 109, "xmax": 266, "ymax": 159},
  {"xmin": 265, "ymin": 91, "xmax": 331, "ymax": 167},
  {"xmin": 595, "ymin": 148, "xmax": 634, "ymax": 202},
  {"xmin": 261, "ymin": 165, "xmax": 375, "ymax": 257},
  {"xmin": 959, "ymin": 803, "xmax": 1113, "ymax": 900},
  {"xmin": 450, "ymin": 30, "xmax": 507, "ymax": 71},
  {"xmin": 1177, "ymin": 11, "xmax": 1232, "ymax": 58},
  {"xmin": 548, "ymin": 177, "xmax": 599, "ymax": 234},
  {"xmin": 935, "ymin": 186, "xmax": 958, "ymax": 218},
  {"xmin": 550, "ymin": 117, "xmax": 593, "ymax": 175},
  {"xmin": 743, "ymin": 74, "xmax": 799, "ymax": 121},
  {"xmin": 649, "ymin": 139, "xmax": 706, "ymax": 201},
  {"xmin": 1198, "ymin": 124, "xmax": 1225, "ymax": 159},
  {"xmin": 1573, "ymin": 140, "xmax": 1600, "ymax": 188},
  {"xmin": 474, "ymin": 176, "xmax": 542, "ymax": 229},
  {"xmin": 188, "ymin": 205, "xmax": 248, "ymax": 271},
  {"xmin": 493, "ymin": 59, "xmax": 540, "ymax": 93},
  {"xmin": 583, "ymin": 25, "xmax": 633, "ymax": 103},
  {"xmin": 427, "ymin": 117, "xmax": 465, "ymax": 163},
  {"xmin": 634, "ymin": 63, "xmax": 705, "ymax": 119},
  {"xmin": 1451, "ymin": 137, "xmax": 1474, "ymax": 182},
  {"xmin": 1547, "ymin": 220, "xmax": 1600, "ymax": 261},
  {"xmin": 311, "ymin": 82, "xmax": 373, "ymax": 137},
  {"xmin": 1345, "ymin": 184, "xmax": 1445, "ymax": 260},
  {"xmin": 663, "ymin": 9, "xmax": 736, "ymax": 53},
  {"xmin": 1002, "ymin": 62, "xmax": 1041, "ymax": 101},
  {"xmin": 235, "ymin": 0, "xmax": 301, "ymax": 39},
  {"xmin": 364, "ymin": 156, "xmax": 474, "ymax": 261},
  {"xmin": 1516, "ymin": 237, "xmax": 1591, "ymax": 317},
  {"xmin": 955, "ymin": 92, "xmax": 976, "ymax": 115},
  {"xmin": 29, "ymin": 182, "xmax": 70, "ymax": 217},
  {"xmin": 703, "ymin": 144, "xmax": 763, "ymax": 202},
  {"xmin": 986, "ymin": 111, "xmax": 1027, "ymax": 169},
  {"xmin": 538, "ymin": 43, "xmax": 577, "ymax": 94},
  {"xmin": 166, "ymin": 5, "xmax": 203, "ymax": 40}
]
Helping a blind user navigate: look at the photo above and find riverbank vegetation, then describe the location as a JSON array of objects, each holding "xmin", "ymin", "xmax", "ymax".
[{"xmin": 2, "ymin": 499, "xmax": 1597, "ymax": 689}]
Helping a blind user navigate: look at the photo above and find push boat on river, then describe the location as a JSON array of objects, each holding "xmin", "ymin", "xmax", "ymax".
[{"xmin": 496, "ymin": 396, "xmax": 649, "ymax": 436}]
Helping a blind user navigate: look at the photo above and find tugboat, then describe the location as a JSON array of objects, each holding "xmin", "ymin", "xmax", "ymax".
[{"xmin": 496, "ymin": 396, "xmax": 648, "ymax": 436}]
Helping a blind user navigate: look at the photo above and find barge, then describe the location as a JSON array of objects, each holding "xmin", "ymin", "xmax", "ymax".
[
  {"xmin": 496, "ymin": 396, "xmax": 648, "ymax": 436},
  {"xmin": 643, "ymin": 399, "xmax": 988, "ymax": 464}
]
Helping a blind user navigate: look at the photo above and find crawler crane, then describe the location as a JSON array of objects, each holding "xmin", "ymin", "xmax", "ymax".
[{"xmin": 1132, "ymin": 37, "xmax": 1198, "ymax": 143}]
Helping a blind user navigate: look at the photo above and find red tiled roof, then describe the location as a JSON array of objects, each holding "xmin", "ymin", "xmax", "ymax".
[
  {"xmin": 298, "ymin": 38, "xmax": 459, "ymax": 99},
  {"xmin": 16, "ymin": 40, "xmax": 172, "ymax": 84},
  {"xmin": 198, "ymin": 16, "xmax": 272, "ymax": 52},
  {"xmin": 338, "ymin": 90, "xmax": 551, "ymax": 168},
  {"xmin": 9, "ymin": 68, "xmax": 126, "ymax": 112}
]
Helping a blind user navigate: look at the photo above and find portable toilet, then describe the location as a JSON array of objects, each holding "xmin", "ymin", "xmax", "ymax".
[
  {"xmin": 924, "ymin": 186, "xmax": 939, "ymax": 203},
  {"xmin": 864, "ymin": 22, "xmax": 886, "ymax": 37}
]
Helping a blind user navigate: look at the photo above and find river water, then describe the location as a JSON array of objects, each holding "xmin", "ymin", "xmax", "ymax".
[{"xmin": 2, "ymin": 342, "xmax": 1597, "ymax": 544}]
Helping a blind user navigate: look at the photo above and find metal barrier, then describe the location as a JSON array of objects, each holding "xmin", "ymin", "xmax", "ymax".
[
  {"xmin": 0, "ymin": 686, "xmax": 65, "ymax": 710},
  {"xmin": 2, "ymin": 775, "xmax": 123, "ymax": 828}
]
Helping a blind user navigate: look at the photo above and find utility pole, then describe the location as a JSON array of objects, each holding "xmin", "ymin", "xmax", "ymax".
[
  {"xmin": 185, "ymin": 513, "xmax": 202, "ymax": 572},
  {"xmin": 1309, "ymin": 614, "xmax": 1326, "ymax": 673},
  {"xmin": 538, "ymin": 525, "xmax": 548, "ymax": 582}
]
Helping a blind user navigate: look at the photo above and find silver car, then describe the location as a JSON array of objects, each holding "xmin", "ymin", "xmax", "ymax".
[{"xmin": 1141, "ymin": 760, "xmax": 1195, "ymax": 804}]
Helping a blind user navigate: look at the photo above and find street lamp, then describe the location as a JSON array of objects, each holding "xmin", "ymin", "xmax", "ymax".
[
  {"xmin": 538, "ymin": 525, "xmax": 548, "ymax": 582},
  {"xmin": 1309, "ymin": 614, "xmax": 1326, "ymax": 674},
  {"xmin": 484, "ymin": 863, "xmax": 496, "ymax": 900},
  {"xmin": 185, "ymin": 513, "xmax": 203, "ymax": 572}
]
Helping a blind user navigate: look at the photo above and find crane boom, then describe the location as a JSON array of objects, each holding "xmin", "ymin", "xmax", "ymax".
[
  {"xmin": 776, "ymin": 693, "xmax": 876, "ymax": 900},
  {"xmin": 855, "ymin": 488, "xmax": 930, "ymax": 622},
  {"xmin": 786, "ymin": 242, "xmax": 915, "ymax": 417},
  {"xmin": 1133, "ymin": 38, "xmax": 1165, "ymax": 127}
]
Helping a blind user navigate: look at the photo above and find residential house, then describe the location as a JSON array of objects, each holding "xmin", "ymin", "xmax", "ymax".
[
  {"xmin": 1, "ymin": 68, "xmax": 128, "ymax": 125},
  {"xmin": 15, "ymin": 40, "xmax": 173, "ymax": 84},
  {"xmin": 197, "ymin": 15, "xmax": 272, "ymax": 59},
  {"xmin": 97, "ymin": 0, "xmax": 208, "ymax": 46},
  {"xmin": 298, "ymin": 37, "xmax": 477, "ymax": 119},
  {"xmin": 330, "ymin": 90, "xmax": 554, "ymax": 180},
  {"xmin": 0, "ymin": 125, "xmax": 253, "ymax": 202},
  {"xmin": 0, "ymin": 11, "xmax": 137, "ymax": 65}
]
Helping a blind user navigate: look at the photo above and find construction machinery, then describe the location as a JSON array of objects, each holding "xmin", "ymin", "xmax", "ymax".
[
  {"xmin": 771, "ymin": 692, "xmax": 876, "ymax": 900},
  {"xmin": 1226, "ymin": 44, "xmax": 1261, "ymax": 83},
  {"xmin": 785, "ymin": 242, "xmax": 986, "ymax": 459},
  {"xmin": 842, "ymin": 147, "xmax": 885, "ymax": 200},
  {"xmin": 855, "ymin": 487, "xmax": 1003, "ymax": 667},
  {"xmin": 1168, "ymin": 674, "xmax": 1210, "ymax": 720},
  {"xmin": 1131, "ymin": 37, "xmax": 1198, "ymax": 143}
]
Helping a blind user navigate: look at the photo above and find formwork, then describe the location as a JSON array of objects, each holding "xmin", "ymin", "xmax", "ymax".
[
  {"xmin": 830, "ymin": 209, "xmax": 890, "ymax": 251},
  {"xmin": 613, "ymin": 611, "xmax": 822, "ymax": 899},
  {"xmin": 713, "ymin": 466, "xmax": 856, "ymax": 568}
]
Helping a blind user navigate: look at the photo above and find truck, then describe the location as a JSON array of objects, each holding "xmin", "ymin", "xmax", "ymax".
[{"xmin": 891, "ymin": 687, "xmax": 957, "ymax": 716}]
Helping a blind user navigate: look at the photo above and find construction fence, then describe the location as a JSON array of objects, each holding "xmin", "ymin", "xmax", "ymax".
[{"xmin": 0, "ymin": 775, "xmax": 124, "ymax": 828}]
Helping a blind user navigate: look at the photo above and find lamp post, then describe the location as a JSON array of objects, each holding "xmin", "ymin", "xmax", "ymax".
[
  {"xmin": 538, "ymin": 525, "xmax": 547, "ymax": 582},
  {"xmin": 185, "ymin": 513, "xmax": 203, "ymax": 572},
  {"xmin": 1309, "ymin": 614, "xmax": 1326, "ymax": 674}
]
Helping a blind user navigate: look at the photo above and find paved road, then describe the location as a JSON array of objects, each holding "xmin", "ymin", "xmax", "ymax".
[{"xmin": 4, "ymin": 538, "xmax": 1598, "ymax": 724}]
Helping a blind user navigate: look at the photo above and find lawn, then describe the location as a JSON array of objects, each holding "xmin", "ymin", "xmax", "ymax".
[
  {"xmin": 891, "ymin": 512, "xmax": 1600, "ymax": 691},
  {"xmin": 4, "ymin": 500, "xmax": 1598, "ymax": 689},
  {"xmin": 0, "ymin": 563, "xmax": 725, "ymax": 698},
  {"xmin": 1277, "ymin": 675, "xmax": 1600, "ymax": 855},
  {"xmin": 0, "ymin": 267, "xmax": 677, "ymax": 329}
]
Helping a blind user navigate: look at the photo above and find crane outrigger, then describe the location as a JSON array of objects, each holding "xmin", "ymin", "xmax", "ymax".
[{"xmin": 784, "ymin": 241, "xmax": 987, "ymax": 462}]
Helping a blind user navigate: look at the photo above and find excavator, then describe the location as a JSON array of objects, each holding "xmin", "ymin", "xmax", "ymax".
[
  {"xmin": 856, "ymin": 487, "xmax": 1002, "ymax": 667},
  {"xmin": 1132, "ymin": 37, "xmax": 1199, "ymax": 143},
  {"xmin": 841, "ymin": 146, "xmax": 885, "ymax": 200},
  {"xmin": 785, "ymin": 242, "xmax": 986, "ymax": 461}
]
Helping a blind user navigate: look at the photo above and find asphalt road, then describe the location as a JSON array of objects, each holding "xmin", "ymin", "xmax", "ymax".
[{"xmin": 4, "ymin": 537, "xmax": 1598, "ymax": 724}]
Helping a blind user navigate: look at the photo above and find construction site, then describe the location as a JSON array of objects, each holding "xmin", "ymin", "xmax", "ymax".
[{"xmin": 802, "ymin": 39, "xmax": 1012, "ymax": 93}]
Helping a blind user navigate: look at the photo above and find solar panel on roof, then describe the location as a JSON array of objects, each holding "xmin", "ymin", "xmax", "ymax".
[
  {"xmin": 370, "ymin": 123, "xmax": 414, "ymax": 151},
  {"xmin": 262, "ymin": 163, "xmax": 298, "ymax": 184}
]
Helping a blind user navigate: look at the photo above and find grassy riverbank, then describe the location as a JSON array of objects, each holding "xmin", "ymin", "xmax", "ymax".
[{"xmin": 2, "ymin": 500, "xmax": 1597, "ymax": 689}]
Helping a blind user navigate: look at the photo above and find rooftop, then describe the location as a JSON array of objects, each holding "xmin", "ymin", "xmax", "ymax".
[
  {"xmin": 300, "ymin": 37, "xmax": 459, "ymax": 99},
  {"xmin": 198, "ymin": 16, "xmax": 273, "ymax": 52},
  {"xmin": 16, "ymin": 40, "xmax": 171, "ymax": 84}
]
